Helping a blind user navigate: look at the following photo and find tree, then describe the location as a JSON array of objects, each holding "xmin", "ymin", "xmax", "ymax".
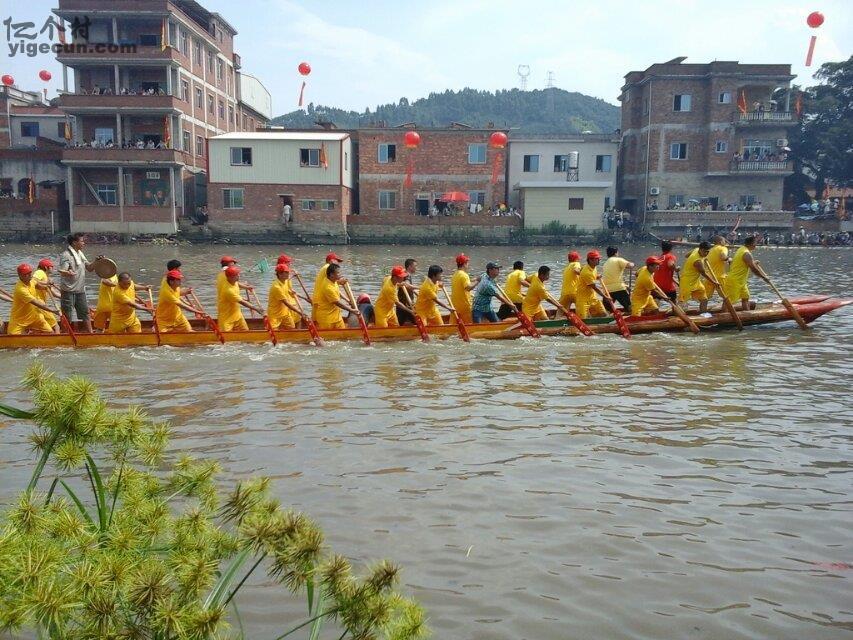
[{"xmin": 790, "ymin": 56, "xmax": 853, "ymax": 201}]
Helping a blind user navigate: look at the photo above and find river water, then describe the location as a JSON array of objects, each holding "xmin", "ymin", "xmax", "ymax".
[{"xmin": 1, "ymin": 242, "xmax": 852, "ymax": 639}]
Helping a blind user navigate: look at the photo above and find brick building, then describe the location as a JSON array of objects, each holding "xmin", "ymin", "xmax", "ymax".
[
  {"xmin": 356, "ymin": 125, "xmax": 509, "ymax": 216},
  {"xmin": 53, "ymin": 0, "xmax": 269, "ymax": 234},
  {"xmin": 618, "ymin": 57, "xmax": 797, "ymax": 217}
]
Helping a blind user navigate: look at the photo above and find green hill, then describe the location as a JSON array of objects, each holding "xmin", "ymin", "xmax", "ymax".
[{"xmin": 270, "ymin": 87, "xmax": 620, "ymax": 134}]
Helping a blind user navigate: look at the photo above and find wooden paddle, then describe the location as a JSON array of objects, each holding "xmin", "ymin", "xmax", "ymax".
[
  {"xmin": 701, "ymin": 258, "xmax": 743, "ymax": 331},
  {"xmin": 243, "ymin": 287, "xmax": 257, "ymax": 318},
  {"xmin": 342, "ymin": 281, "xmax": 371, "ymax": 346},
  {"xmin": 46, "ymin": 289, "xmax": 77, "ymax": 346},
  {"xmin": 651, "ymin": 284, "xmax": 700, "ymax": 334},
  {"xmin": 400, "ymin": 286, "xmax": 429, "ymax": 342},
  {"xmin": 146, "ymin": 290, "xmax": 161, "ymax": 346},
  {"xmin": 544, "ymin": 293, "xmax": 593, "ymax": 337},
  {"xmin": 754, "ymin": 264, "xmax": 808, "ymax": 331},
  {"xmin": 493, "ymin": 281, "xmax": 540, "ymax": 338},
  {"xmin": 293, "ymin": 272, "xmax": 315, "ymax": 306},
  {"xmin": 291, "ymin": 289, "xmax": 324, "ymax": 346},
  {"xmin": 188, "ymin": 291, "xmax": 225, "ymax": 344},
  {"xmin": 598, "ymin": 280, "xmax": 631, "ymax": 339},
  {"xmin": 441, "ymin": 287, "xmax": 470, "ymax": 342}
]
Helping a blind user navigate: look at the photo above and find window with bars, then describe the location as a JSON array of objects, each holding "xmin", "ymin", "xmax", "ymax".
[
  {"xmin": 379, "ymin": 191, "xmax": 397, "ymax": 209},
  {"xmin": 568, "ymin": 198, "xmax": 584, "ymax": 210},
  {"xmin": 223, "ymin": 188, "xmax": 244, "ymax": 209}
]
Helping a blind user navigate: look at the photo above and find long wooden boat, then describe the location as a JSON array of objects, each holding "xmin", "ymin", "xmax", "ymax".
[{"xmin": 0, "ymin": 297, "xmax": 848, "ymax": 350}]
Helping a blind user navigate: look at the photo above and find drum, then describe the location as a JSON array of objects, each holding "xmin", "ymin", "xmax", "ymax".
[{"xmin": 92, "ymin": 257, "xmax": 117, "ymax": 279}]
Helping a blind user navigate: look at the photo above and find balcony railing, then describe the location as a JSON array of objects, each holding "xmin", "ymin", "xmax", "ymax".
[
  {"xmin": 59, "ymin": 94, "xmax": 181, "ymax": 111},
  {"xmin": 730, "ymin": 160, "xmax": 793, "ymax": 173},
  {"xmin": 736, "ymin": 111, "xmax": 794, "ymax": 123},
  {"xmin": 63, "ymin": 147, "xmax": 189, "ymax": 164}
]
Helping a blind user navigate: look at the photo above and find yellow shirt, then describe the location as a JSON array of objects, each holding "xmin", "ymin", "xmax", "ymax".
[
  {"xmin": 32, "ymin": 270, "xmax": 50, "ymax": 303},
  {"xmin": 110, "ymin": 282, "xmax": 138, "ymax": 328},
  {"xmin": 267, "ymin": 278, "xmax": 295, "ymax": 325},
  {"xmin": 631, "ymin": 266, "xmax": 657, "ymax": 309},
  {"xmin": 601, "ymin": 256, "xmax": 630, "ymax": 292},
  {"xmin": 521, "ymin": 274, "xmax": 548, "ymax": 317},
  {"xmin": 504, "ymin": 269, "xmax": 527, "ymax": 303},
  {"xmin": 314, "ymin": 276, "xmax": 343, "ymax": 327},
  {"xmin": 576, "ymin": 264, "xmax": 599, "ymax": 305},
  {"xmin": 96, "ymin": 274, "xmax": 118, "ymax": 312},
  {"xmin": 9, "ymin": 281, "xmax": 42, "ymax": 327},
  {"xmin": 217, "ymin": 279, "xmax": 244, "ymax": 327},
  {"xmin": 727, "ymin": 245, "xmax": 751, "ymax": 290},
  {"xmin": 215, "ymin": 270, "xmax": 227, "ymax": 297},
  {"xmin": 373, "ymin": 276, "xmax": 398, "ymax": 319},
  {"xmin": 157, "ymin": 281, "xmax": 185, "ymax": 326},
  {"xmin": 451, "ymin": 269, "xmax": 472, "ymax": 313},
  {"xmin": 679, "ymin": 248, "xmax": 706, "ymax": 299},
  {"xmin": 312, "ymin": 264, "xmax": 331, "ymax": 304},
  {"xmin": 560, "ymin": 262, "xmax": 581, "ymax": 298},
  {"xmin": 414, "ymin": 278, "xmax": 440, "ymax": 318},
  {"xmin": 706, "ymin": 244, "xmax": 729, "ymax": 283}
]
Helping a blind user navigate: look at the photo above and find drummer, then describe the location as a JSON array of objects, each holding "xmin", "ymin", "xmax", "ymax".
[
  {"xmin": 58, "ymin": 233, "xmax": 97, "ymax": 333},
  {"xmin": 32, "ymin": 259, "xmax": 60, "ymax": 334}
]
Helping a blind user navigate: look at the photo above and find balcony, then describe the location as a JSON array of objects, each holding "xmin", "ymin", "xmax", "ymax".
[
  {"xmin": 63, "ymin": 147, "xmax": 189, "ymax": 165},
  {"xmin": 57, "ymin": 44, "xmax": 178, "ymax": 65},
  {"xmin": 729, "ymin": 160, "xmax": 793, "ymax": 174},
  {"xmin": 59, "ymin": 93, "xmax": 182, "ymax": 114},
  {"xmin": 734, "ymin": 111, "xmax": 794, "ymax": 125}
]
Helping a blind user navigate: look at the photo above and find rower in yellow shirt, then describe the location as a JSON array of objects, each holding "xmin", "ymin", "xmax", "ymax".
[
  {"xmin": 631, "ymin": 256, "xmax": 666, "ymax": 316},
  {"xmin": 6, "ymin": 264, "xmax": 54, "ymax": 335},
  {"xmin": 559, "ymin": 251, "xmax": 582, "ymax": 312},
  {"xmin": 704, "ymin": 236, "xmax": 729, "ymax": 299},
  {"xmin": 373, "ymin": 265, "xmax": 410, "ymax": 328},
  {"xmin": 723, "ymin": 236, "xmax": 769, "ymax": 310},
  {"xmin": 450, "ymin": 253, "xmax": 479, "ymax": 324},
  {"xmin": 92, "ymin": 273, "xmax": 118, "ymax": 331},
  {"xmin": 414, "ymin": 265, "xmax": 452, "ymax": 326},
  {"xmin": 32, "ymin": 259, "xmax": 59, "ymax": 334},
  {"xmin": 277, "ymin": 254, "xmax": 304, "ymax": 327},
  {"xmin": 575, "ymin": 251, "xmax": 608, "ymax": 319},
  {"xmin": 521, "ymin": 266, "xmax": 552, "ymax": 321},
  {"xmin": 107, "ymin": 272, "xmax": 152, "ymax": 334},
  {"xmin": 501, "ymin": 260, "xmax": 529, "ymax": 319},
  {"xmin": 157, "ymin": 269, "xmax": 202, "ymax": 332},
  {"xmin": 267, "ymin": 263, "xmax": 304, "ymax": 330},
  {"xmin": 312, "ymin": 251, "xmax": 344, "ymax": 320},
  {"xmin": 217, "ymin": 265, "xmax": 262, "ymax": 332},
  {"xmin": 314, "ymin": 263, "xmax": 356, "ymax": 330},
  {"xmin": 678, "ymin": 242, "xmax": 712, "ymax": 313}
]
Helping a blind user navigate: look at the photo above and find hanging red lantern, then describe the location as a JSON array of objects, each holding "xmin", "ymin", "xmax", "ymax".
[
  {"xmin": 489, "ymin": 131, "xmax": 508, "ymax": 149},
  {"xmin": 297, "ymin": 62, "xmax": 311, "ymax": 107},
  {"xmin": 806, "ymin": 11, "xmax": 824, "ymax": 28},
  {"xmin": 1, "ymin": 75, "xmax": 14, "ymax": 87},
  {"xmin": 39, "ymin": 70, "xmax": 52, "ymax": 82},
  {"xmin": 404, "ymin": 131, "xmax": 421, "ymax": 149}
]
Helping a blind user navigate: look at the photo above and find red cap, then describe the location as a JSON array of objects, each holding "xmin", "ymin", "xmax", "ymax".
[
  {"xmin": 224, "ymin": 265, "xmax": 240, "ymax": 277},
  {"xmin": 455, "ymin": 253, "xmax": 469, "ymax": 266},
  {"xmin": 38, "ymin": 258, "xmax": 54, "ymax": 269},
  {"xmin": 587, "ymin": 250, "xmax": 601, "ymax": 261},
  {"xmin": 646, "ymin": 255, "xmax": 663, "ymax": 266},
  {"xmin": 166, "ymin": 269, "xmax": 183, "ymax": 279},
  {"xmin": 391, "ymin": 265, "xmax": 407, "ymax": 279},
  {"xmin": 17, "ymin": 263, "xmax": 32, "ymax": 276},
  {"xmin": 567, "ymin": 251, "xmax": 580, "ymax": 262},
  {"xmin": 220, "ymin": 255, "xmax": 237, "ymax": 266},
  {"xmin": 277, "ymin": 254, "xmax": 293, "ymax": 264},
  {"xmin": 326, "ymin": 252, "xmax": 344, "ymax": 263},
  {"xmin": 357, "ymin": 293, "xmax": 371, "ymax": 304},
  {"xmin": 275, "ymin": 263, "xmax": 291, "ymax": 274}
]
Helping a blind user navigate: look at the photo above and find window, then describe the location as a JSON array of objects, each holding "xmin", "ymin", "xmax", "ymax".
[
  {"xmin": 595, "ymin": 155, "xmax": 612, "ymax": 172},
  {"xmin": 195, "ymin": 87, "xmax": 203, "ymax": 109},
  {"xmin": 568, "ymin": 198, "xmax": 584, "ymax": 210},
  {"xmin": 216, "ymin": 59, "xmax": 223, "ymax": 80},
  {"xmin": 223, "ymin": 188, "xmax": 244, "ymax": 209},
  {"xmin": 377, "ymin": 143, "xmax": 396, "ymax": 163},
  {"xmin": 739, "ymin": 194, "xmax": 757, "ymax": 207},
  {"xmin": 321, "ymin": 200, "xmax": 335, "ymax": 211},
  {"xmin": 468, "ymin": 191, "xmax": 486, "ymax": 205},
  {"xmin": 554, "ymin": 155, "xmax": 569, "ymax": 172},
  {"xmin": 179, "ymin": 29, "xmax": 188, "ymax": 54},
  {"xmin": 230, "ymin": 147, "xmax": 252, "ymax": 165},
  {"xmin": 673, "ymin": 94, "xmax": 692, "ymax": 111},
  {"xmin": 196, "ymin": 136, "xmax": 204, "ymax": 156},
  {"xmin": 139, "ymin": 34, "xmax": 159, "ymax": 47},
  {"xmin": 228, "ymin": 106, "xmax": 234, "ymax": 123},
  {"xmin": 95, "ymin": 184, "xmax": 117, "ymax": 205},
  {"xmin": 604, "ymin": 196, "xmax": 611, "ymax": 210},
  {"xmin": 670, "ymin": 142, "xmax": 688, "ymax": 160},
  {"xmin": 743, "ymin": 139, "xmax": 773, "ymax": 157},
  {"xmin": 94, "ymin": 127, "xmax": 114, "ymax": 145},
  {"xmin": 299, "ymin": 148, "xmax": 320, "ymax": 167},
  {"xmin": 379, "ymin": 190, "xmax": 396, "ymax": 209},
  {"xmin": 715, "ymin": 140, "xmax": 728, "ymax": 153},
  {"xmin": 194, "ymin": 39, "xmax": 201, "ymax": 64},
  {"xmin": 181, "ymin": 79, "xmax": 189, "ymax": 101},
  {"xmin": 182, "ymin": 130, "xmax": 191, "ymax": 153},
  {"xmin": 668, "ymin": 195, "xmax": 685, "ymax": 208},
  {"xmin": 523, "ymin": 154, "xmax": 539, "ymax": 172},
  {"xmin": 207, "ymin": 94, "xmax": 214, "ymax": 114},
  {"xmin": 218, "ymin": 100, "xmax": 225, "ymax": 119},
  {"xmin": 718, "ymin": 91, "xmax": 732, "ymax": 104},
  {"xmin": 301, "ymin": 199, "xmax": 317, "ymax": 211},
  {"xmin": 20, "ymin": 122, "xmax": 39, "ymax": 137},
  {"xmin": 207, "ymin": 51, "xmax": 214, "ymax": 73},
  {"xmin": 468, "ymin": 143, "xmax": 486, "ymax": 164}
]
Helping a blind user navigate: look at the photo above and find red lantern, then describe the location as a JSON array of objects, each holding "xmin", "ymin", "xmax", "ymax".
[
  {"xmin": 298, "ymin": 62, "xmax": 311, "ymax": 76},
  {"xmin": 404, "ymin": 131, "xmax": 421, "ymax": 149},
  {"xmin": 806, "ymin": 11, "xmax": 824, "ymax": 28},
  {"xmin": 1, "ymin": 75, "xmax": 13, "ymax": 87},
  {"xmin": 39, "ymin": 70, "xmax": 52, "ymax": 82},
  {"xmin": 489, "ymin": 131, "xmax": 508, "ymax": 148}
]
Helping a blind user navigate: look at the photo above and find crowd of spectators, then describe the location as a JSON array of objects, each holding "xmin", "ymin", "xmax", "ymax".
[
  {"xmin": 65, "ymin": 138, "xmax": 169, "ymax": 150},
  {"xmin": 79, "ymin": 85, "xmax": 166, "ymax": 96}
]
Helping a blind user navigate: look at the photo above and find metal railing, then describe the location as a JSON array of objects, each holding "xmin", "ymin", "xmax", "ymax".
[
  {"xmin": 736, "ymin": 111, "xmax": 793, "ymax": 123},
  {"xmin": 730, "ymin": 160, "xmax": 793, "ymax": 172}
]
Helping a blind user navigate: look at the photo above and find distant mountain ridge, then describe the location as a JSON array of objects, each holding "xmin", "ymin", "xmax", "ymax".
[{"xmin": 270, "ymin": 87, "xmax": 620, "ymax": 134}]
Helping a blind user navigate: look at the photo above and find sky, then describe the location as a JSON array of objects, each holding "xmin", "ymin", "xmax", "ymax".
[{"xmin": 4, "ymin": 0, "xmax": 851, "ymax": 116}]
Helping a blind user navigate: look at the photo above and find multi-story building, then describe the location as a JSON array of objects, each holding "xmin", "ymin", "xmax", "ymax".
[
  {"xmin": 618, "ymin": 57, "xmax": 796, "ymax": 216},
  {"xmin": 53, "ymin": 0, "xmax": 269, "ymax": 234},
  {"xmin": 356, "ymin": 125, "xmax": 508, "ymax": 216}
]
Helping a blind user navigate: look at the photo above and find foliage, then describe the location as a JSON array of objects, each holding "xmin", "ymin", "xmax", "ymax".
[
  {"xmin": 0, "ymin": 364, "xmax": 428, "ymax": 640},
  {"xmin": 790, "ymin": 56, "xmax": 853, "ymax": 198},
  {"xmin": 538, "ymin": 221, "xmax": 579, "ymax": 237},
  {"xmin": 272, "ymin": 87, "xmax": 619, "ymax": 134}
]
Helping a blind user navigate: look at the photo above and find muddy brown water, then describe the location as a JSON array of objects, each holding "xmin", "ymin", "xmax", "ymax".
[{"xmin": 1, "ymin": 242, "xmax": 852, "ymax": 639}]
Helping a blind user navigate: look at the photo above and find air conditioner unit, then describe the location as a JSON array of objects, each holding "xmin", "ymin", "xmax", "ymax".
[
  {"xmin": 776, "ymin": 139, "xmax": 788, "ymax": 147},
  {"xmin": 649, "ymin": 187, "xmax": 661, "ymax": 196}
]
